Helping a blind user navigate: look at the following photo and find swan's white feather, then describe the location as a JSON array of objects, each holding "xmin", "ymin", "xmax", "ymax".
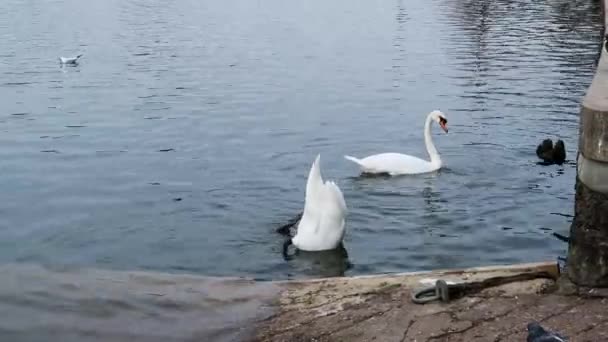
[{"xmin": 293, "ymin": 154, "xmax": 347, "ymax": 251}]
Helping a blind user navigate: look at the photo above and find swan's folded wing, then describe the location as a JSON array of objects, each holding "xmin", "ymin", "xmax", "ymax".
[
  {"xmin": 300, "ymin": 181, "xmax": 345, "ymax": 235},
  {"xmin": 360, "ymin": 153, "xmax": 435, "ymax": 174},
  {"xmin": 317, "ymin": 181, "xmax": 347, "ymax": 241}
]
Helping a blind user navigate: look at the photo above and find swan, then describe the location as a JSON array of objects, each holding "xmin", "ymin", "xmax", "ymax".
[
  {"xmin": 282, "ymin": 154, "xmax": 347, "ymax": 256},
  {"xmin": 344, "ymin": 110, "xmax": 448, "ymax": 175},
  {"xmin": 58, "ymin": 54, "xmax": 83, "ymax": 65}
]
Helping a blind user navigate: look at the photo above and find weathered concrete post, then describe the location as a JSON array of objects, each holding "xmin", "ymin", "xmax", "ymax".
[{"xmin": 565, "ymin": 3, "xmax": 608, "ymax": 287}]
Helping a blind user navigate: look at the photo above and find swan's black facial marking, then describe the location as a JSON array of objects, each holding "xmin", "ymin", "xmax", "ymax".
[{"xmin": 438, "ymin": 116, "xmax": 448, "ymax": 133}]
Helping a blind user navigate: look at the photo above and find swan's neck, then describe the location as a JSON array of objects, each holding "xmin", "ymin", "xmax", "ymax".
[{"xmin": 424, "ymin": 115, "xmax": 441, "ymax": 165}]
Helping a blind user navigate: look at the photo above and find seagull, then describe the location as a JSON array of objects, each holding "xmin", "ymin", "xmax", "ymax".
[{"xmin": 58, "ymin": 54, "xmax": 83, "ymax": 65}]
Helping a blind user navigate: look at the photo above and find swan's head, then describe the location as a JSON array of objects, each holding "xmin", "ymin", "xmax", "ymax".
[{"xmin": 430, "ymin": 110, "xmax": 448, "ymax": 133}]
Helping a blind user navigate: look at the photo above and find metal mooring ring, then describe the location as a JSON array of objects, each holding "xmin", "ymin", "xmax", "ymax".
[{"xmin": 411, "ymin": 280, "xmax": 451, "ymax": 304}]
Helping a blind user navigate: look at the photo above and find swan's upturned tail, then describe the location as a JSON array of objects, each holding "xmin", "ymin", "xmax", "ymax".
[{"xmin": 344, "ymin": 155, "xmax": 363, "ymax": 165}]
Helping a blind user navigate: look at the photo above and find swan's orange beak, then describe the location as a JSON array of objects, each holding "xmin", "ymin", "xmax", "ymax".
[{"xmin": 439, "ymin": 121, "xmax": 448, "ymax": 133}]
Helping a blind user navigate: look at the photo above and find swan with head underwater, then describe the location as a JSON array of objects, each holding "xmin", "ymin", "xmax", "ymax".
[
  {"xmin": 344, "ymin": 110, "xmax": 449, "ymax": 175},
  {"xmin": 281, "ymin": 154, "xmax": 348, "ymax": 257}
]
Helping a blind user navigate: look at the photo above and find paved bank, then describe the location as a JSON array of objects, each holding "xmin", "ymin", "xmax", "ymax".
[
  {"xmin": 5, "ymin": 261, "xmax": 608, "ymax": 341},
  {"xmin": 253, "ymin": 262, "xmax": 608, "ymax": 341}
]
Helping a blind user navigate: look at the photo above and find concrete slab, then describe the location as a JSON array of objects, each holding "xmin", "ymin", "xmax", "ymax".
[
  {"xmin": 3, "ymin": 261, "xmax": 607, "ymax": 341},
  {"xmin": 253, "ymin": 261, "xmax": 608, "ymax": 342}
]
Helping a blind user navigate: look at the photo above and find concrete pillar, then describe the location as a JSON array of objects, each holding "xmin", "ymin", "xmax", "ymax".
[{"xmin": 566, "ymin": 8, "xmax": 608, "ymax": 286}]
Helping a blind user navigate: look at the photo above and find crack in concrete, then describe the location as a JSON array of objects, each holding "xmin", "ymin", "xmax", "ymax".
[
  {"xmin": 538, "ymin": 302, "xmax": 582, "ymax": 323},
  {"xmin": 260, "ymin": 305, "xmax": 392, "ymax": 340},
  {"xmin": 571, "ymin": 317, "xmax": 608, "ymax": 335},
  {"xmin": 427, "ymin": 297, "xmax": 541, "ymax": 341},
  {"xmin": 426, "ymin": 322, "xmax": 475, "ymax": 341},
  {"xmin": 492, "ymin": 299, "xmax": 583, "ymax": 341},
  {"xmin": 295, "ymin": 285, "xmax": 397, "ymax": 311},
  {"xmin": 400, "ymin": 319, "xmax": 415, "ymax": 342},
  {"xmin": 316, "ymin": 307, "xmax": 394, "ymax": 339}
]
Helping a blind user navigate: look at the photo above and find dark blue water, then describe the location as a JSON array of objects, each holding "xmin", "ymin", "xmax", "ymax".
[{"xmin": 0, "ymin": 0, "xmax": 601, "ymax": 280}]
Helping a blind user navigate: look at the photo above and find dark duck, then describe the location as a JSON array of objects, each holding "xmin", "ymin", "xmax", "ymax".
[{"xmin": 536, "ymin": 139, "xmax": 566, "ymax": 165}]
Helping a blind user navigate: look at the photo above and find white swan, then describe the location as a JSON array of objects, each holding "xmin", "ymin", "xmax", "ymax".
[
  {"xmin": 344, "ymin": 110, "xmax": 448, "ymax": 175},
  {"xmin": 283, "ymin": 154, "xmax": 347, "ymax": 255},
  {"xmin": 58, "ymin": 54, "xmax": 83, "ymax": 65}
]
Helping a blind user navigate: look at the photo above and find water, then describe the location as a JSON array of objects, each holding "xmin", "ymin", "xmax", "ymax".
[
  {"xmin": 0, "ymin": 0, "xmax": 602, "ymax": 280},
  {"xmin": 0, "ymin": 263, "xmax": 278, "ymax": 341}
]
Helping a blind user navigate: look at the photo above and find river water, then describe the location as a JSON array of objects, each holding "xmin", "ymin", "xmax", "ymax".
[{"xmin": 0, "ymin": 0, "xmax": 602, "ymax": 283}]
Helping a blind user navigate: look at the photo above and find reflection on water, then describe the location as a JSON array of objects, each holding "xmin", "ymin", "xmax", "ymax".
[
  {"xmin": 0, "ymin": 0, "xmax": 602, "ymax": 281},
  {"xmin": 0, "ymin": 263, "xmax": 278, "ymax": 342},
  {"xmin": 421, "ymin": 184, "xmax": 447, "ymax": 212},
  {"xmin": 286, "ymin": 245, "xmax": 352, "ymax": 278}
]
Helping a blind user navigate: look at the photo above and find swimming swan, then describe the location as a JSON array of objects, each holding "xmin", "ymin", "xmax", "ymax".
[
  {"xmin": 344, "ymin": 110, "xmax": 448, "ymax": 175},
  {"xmin": 283, "ymin": 154, "xmax": 347, "ymax": 256}
]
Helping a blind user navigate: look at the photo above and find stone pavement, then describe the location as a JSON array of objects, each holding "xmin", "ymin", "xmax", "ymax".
[
  {"xmin": 253, "ymin": 262, "xmax": 608, "ymax": 342},
  {"xmin": 4, "ymin": 262, "xmax": 607, "ymax": 341}
]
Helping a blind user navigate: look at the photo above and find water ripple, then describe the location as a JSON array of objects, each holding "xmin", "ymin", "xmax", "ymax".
[{"xmin": 0, "ymin": 0, "xmax": 598, "ymax": 281}]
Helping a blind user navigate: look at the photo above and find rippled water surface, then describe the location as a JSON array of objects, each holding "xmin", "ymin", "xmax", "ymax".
[{"xmin": 0, "ymin": 0, "xmax": 602, "ymax": 280}]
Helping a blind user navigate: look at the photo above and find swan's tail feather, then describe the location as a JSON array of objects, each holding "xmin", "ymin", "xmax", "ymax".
[
  {"xmin": 305, "ymin": 154, "xmax": 323, "ymax": 205},
  {"xmin": 344, "ymin": 155, "xmax": 363, "ymax": 165},
  {"xmin": 304, "ymin": 154, "xmax": 346, "ymax": 214},
  {"xmin": 325, "ymin": 180, "xmax": 347, "ymax": 213}
]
